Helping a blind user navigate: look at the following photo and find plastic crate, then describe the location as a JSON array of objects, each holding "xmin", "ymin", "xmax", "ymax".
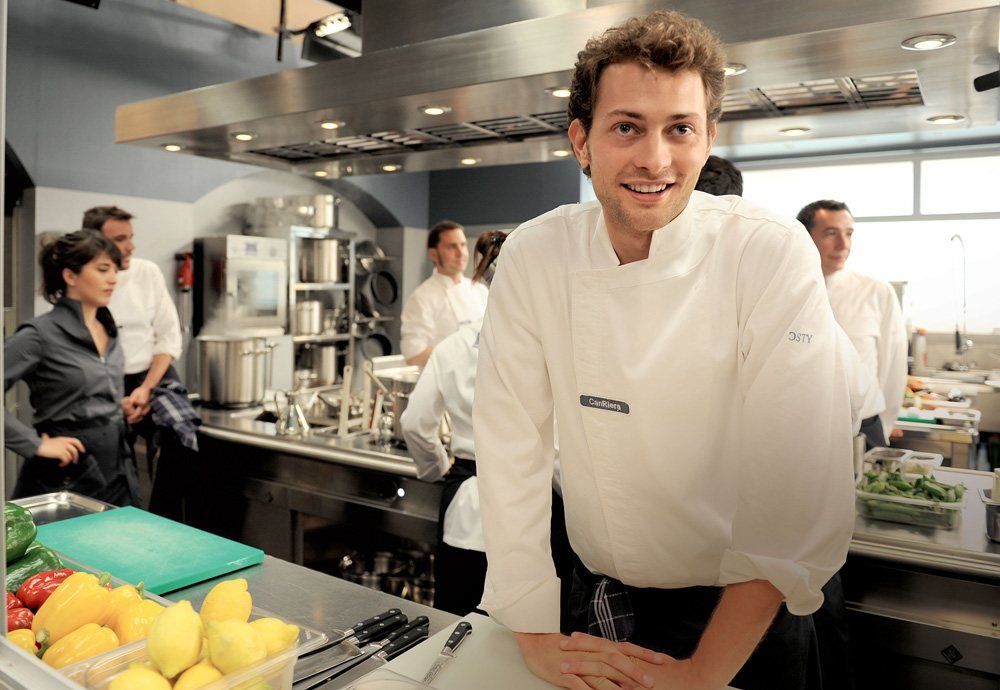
[{"xmin": 855, "ymin": 476, "xmax": 965, "ymax": 529}]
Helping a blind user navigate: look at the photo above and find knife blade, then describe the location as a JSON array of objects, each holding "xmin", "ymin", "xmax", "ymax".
[
  {"xmin": 421, "ymin": 621, "xmax": 472, "ymax": 685},
  {"xmin": 299, "ymin": 608, "xmax": 402, "ymax": 659},
  {"xmin": 293, "ymin": 613, "xmax": 410, "ymax": 684}
]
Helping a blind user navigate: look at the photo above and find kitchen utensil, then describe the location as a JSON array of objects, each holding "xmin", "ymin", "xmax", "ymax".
[
  {"xmin": 294, "ymin": 612, "xmax": 409, "ymax": 683},
  {"xmin": 980, "ymin": 489, "xmax": 999, "ymax": 543},
  {"xmin": 197, "ymin": 335, "xmax": 275, "ymax": 407},
  {"xmin": 299, "ymin": 238, "xmax": 343, "ymax": 283},
  {"xmin": 275, "ymin": 389, "xmax": 312, "ymax": 436},
  {"xmin": 35, "ymin": 507, "xmax": 264, "ymax": 594},
  {"xmin": 299, "ymin": 608, "xmax": 402, "ymax": 661},
  {"xmin": 390, "ymin": 372, "xmax": 421, "ymax": 443},
  {"xmin": 420, "ymin": 621, "xmax": 472, "ymax": 685},
  {"xmin": 296, "ymin": 617, "xmax": 429, "ymax": 690},
  {"xmin": 317, "ymin": 345, "xmax": 340, "ymax": 385},
  {"xmin": 294, "ymin": 300, "xmax": 324, "ymax": 335}
]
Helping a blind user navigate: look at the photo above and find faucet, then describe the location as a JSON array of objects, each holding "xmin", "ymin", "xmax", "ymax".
[{"xmin": 945, "ymin": 234, "xmax": 976, "ymax": 371}]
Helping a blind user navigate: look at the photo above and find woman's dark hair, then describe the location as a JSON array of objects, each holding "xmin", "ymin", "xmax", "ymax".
[
  {"xmin": 472, "ymin": 231, "xmax": 508, "ymax": 284},
  {"xmin": 38, "ymin": 230, "xmax": 122, "ymax": 304}
]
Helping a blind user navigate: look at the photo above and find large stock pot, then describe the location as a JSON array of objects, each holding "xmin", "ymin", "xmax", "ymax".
[{"xmin": 197, "ymin": 335, "xmax": 273, "ymax": 407}]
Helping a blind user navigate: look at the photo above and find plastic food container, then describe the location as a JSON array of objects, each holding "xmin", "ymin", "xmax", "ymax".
[
  {"xmin": 855, "ymin": 476, "xmax": 965, "ymax": 530},
  {"xmin": 62, "ymin": 606, "xmax": 327, "ymax": 690},
  {"xmin": 901, "ymin": 452, "xmax": 944, "ymax": 476},
  {"xmin": 863, "ymin": 447, "xmax": 912, "ymax": 473}
]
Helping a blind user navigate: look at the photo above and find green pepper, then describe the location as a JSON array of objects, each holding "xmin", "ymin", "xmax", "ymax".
[
  {"xmin": 4, "ymin": 503, "xmax": 37, "ymax": 565},
  {"xmin": 6, "ymin": 542, "xmax": 64, "ymax": 594}
]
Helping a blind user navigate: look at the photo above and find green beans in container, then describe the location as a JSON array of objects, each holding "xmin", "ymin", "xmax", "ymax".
[{"xmin": 856, "ymin": 469, "xmax": 966, "ymax": 529}]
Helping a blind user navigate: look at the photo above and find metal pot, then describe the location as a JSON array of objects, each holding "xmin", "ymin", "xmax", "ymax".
[
  {"xmin": 197, "ymin": 335, "xmax": 273, "ymax": 407},
  {"xmin": 298, "ymin": 238, "xmax": 342, "ymax": 283},
  {"xmin": 316, "ymin": 345, "xmax": 339, "ymax": 385},
  {"xmin": 390, "ymin": 372, "xmax": 421, "ymax": 442},
  {"xmin": 293, "ymin": 300, "xmax": 323, "ymax": 335}
]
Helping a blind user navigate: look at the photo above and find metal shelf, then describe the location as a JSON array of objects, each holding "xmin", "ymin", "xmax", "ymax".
[
  {"xmin": 294, "ymin": 282, "xmax": 351, "ymax": 291},
  {"xmin": 292, "ymin": 333, "xmax": 352, "ymax": 344}
]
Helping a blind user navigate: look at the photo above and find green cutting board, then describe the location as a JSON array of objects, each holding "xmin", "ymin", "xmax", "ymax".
[{"xmin": 36, "ymin": 507, "xmax": 264, "ymax": 595}]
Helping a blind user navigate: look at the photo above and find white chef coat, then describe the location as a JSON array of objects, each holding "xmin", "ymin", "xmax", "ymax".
[
  {"xmin": 835, "ymin": 323, "xmax": 884, "ymax": 433},
  {"xmin": 400, "ymin": 271, "xmax": 488, "ymax": 362},
  {"xmin": 825, "ymin": 269, "xmax": 908, "ymax": 440},
  {"xmin": 107, "ymin": 258, "xmax": 182, "ymax": 375},
  {"xmin": 400, "ymin": 320, "xmax": 484, "ymax": 550},
  {"xmin": 473, "ymin": 192, "xmax": 856, "ymax": 633}
]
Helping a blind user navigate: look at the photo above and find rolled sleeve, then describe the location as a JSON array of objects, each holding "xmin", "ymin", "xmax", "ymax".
[{"xmin": 149, "ymin": 268, "xmax": 182, "ymax": 360}]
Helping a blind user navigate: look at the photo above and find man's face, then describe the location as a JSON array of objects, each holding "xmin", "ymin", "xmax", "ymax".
[
  {"xmin": 429, "ymin": 228, "xmax": 469, "ymax": 280},
  {"xmin": 100, "ymin": 218, "xmax": 135, "ymax": 270},
  {"xmin": 569, "ymin": 62, "xmax": 715, "ymax": 252},
  {"xmin": 807, "ymin": 209, "xmax": 853, "ymax": 276}
]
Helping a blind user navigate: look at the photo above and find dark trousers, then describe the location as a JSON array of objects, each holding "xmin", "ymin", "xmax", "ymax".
[
  {"xmin": 124, "ymin": 367, "xmax": 191, "ymax": 521},
  {"xmin": 568, "ymin": 563, "xmax": 822, "ymax": 690},
  {"xmin": 813, "ymin": 571, "xmax": 856, "ymax": 690},
  {"xmin": 860, "ymin": 415, "xmax": 887, "ymax": 451},
  {"xmin": 434, "ymin": 458, "xmax": 487, "ymax": 616}
]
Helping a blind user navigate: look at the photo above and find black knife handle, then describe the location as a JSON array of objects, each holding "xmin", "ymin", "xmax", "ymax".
[
  {"xmin": 443, "ymin": 621, "xmax": 472, "ymax": 654},
  {"xmin": 354, "ymin": 612, "xmax": 408, "ymax": 645},
  {"xmin": 382, "ymin": 624, "xmax": 430, "ymax": 661},
  {"xmin": 350, "ymin": 607, "xmax": 402, "ymax": 635}
]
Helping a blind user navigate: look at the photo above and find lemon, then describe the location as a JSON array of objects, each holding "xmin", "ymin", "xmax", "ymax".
[
  {"xmin": 147, "ymin": 600, "xmax": 204, "ymax": 679},
  {"xmin": 249, "ymin": 617, "xmax": 299, "ymax": 655},
  {"xmin": 200, "ymin": 578, "xmax": 253, "ymax": 624},
  {"xmin": 207, "ymin": 619, "xmax": 268, "ymax": 675},
  {"xmin": 234, "ymin": 678, "xmax": 273, "ymax": 690},
  {"xmin": 108, "ymin": 665, "xmax": 172, "ymax": 690},
  {"xmin": 173, "ymin": 660, "xmax": 224, "ymax": 690}
]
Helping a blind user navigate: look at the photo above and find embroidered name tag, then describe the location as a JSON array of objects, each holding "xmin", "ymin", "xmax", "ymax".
[{"xmin": 579, "ymin": 395, "xmax": 630, "ymax": 414}]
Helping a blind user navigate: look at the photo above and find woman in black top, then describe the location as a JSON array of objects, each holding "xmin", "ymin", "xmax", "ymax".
[{"xmin": 4, "ymin": 231, "xmax": 142, "ymax": 506}]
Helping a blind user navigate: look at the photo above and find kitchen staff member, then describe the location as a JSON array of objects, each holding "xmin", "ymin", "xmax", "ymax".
[
  {"xmin": 400, "ymin": 220, "xmax": 488, "ymax": 367},
  {"xmin": 4, "ymin": 231, "xmax": 142, "ymax": 506},
  {"xmin": 797, "ymin": 199, "xmax": 907, "ymax": 448},
  {"xmin": 400, "ymin": 230, "xmax": 507, "ymax": 616},
  {"xmin": 473, "ymin": 10, "xmax": 854, "ymax": 690},
  {"xmin": 82, "ymin": 205, "xmax": 199, "ymax": 519},
  {"xmin": 694, "ymin": 154, "xmax": 743, "ymax": 196}
]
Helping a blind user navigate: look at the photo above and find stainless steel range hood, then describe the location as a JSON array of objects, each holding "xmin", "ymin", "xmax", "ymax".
[{"xmin": 116, "ymin": 0, "xmax": 1000, "ymax": 175}]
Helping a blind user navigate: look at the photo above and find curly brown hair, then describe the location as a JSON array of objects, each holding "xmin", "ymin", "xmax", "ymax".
[{"xmin": 568, "ymin": 10, "xmax": 727, "ymax": 133}]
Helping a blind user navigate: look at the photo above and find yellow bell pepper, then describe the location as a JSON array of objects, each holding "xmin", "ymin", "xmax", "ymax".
[
  {"xmin": 105, "ymin": 583, "xmax": 143, "ymax": 630},
  {"xmin": 7, "ymin": 628, "xmax": 38, "ymax": 655},
  {"xmin": 41, "ymin": 622, "xmax": 118, "ymax": 669},
  {"xmin": 113, "ymin": 598, "xmax": 166, "ymax": 645},
  {"xmin": 32, "ymin": 571, "xmax": 113, "ymax": 644}
]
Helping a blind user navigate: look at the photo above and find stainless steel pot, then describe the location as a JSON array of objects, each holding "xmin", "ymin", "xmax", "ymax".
[
  {"xmin": 197, "ymin": 335, "xmax": 273, "ymax": 407},
  {"xmin": 316, "ymin": 345, "xmax": 339, "ymax": 385},
  {"xmin": 298, "ymin": 238, "xmax": 342, "ymax": 283},
  {"xmin": 293, "ymin": 300, "xmax": 323, "ymax": 335}
]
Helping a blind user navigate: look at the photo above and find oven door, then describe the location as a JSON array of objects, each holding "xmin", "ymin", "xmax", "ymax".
[{"xmin": 224, "ymin": 258, "xmax": 288, "ymax": 332}]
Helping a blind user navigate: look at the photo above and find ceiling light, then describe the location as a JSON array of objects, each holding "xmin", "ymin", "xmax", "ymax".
[
  {"xmin": 419, "ymin": 105, "xmax": 451, "ymax": 116},
  {"xmin": 901, "ymin": 34, "xmax": 956, "ymax": 51},
  {"xmin": 161, "ymin": 144, "xmax": 182, "ymax": 152},
  {"xmin": 232, "ymin": 132, "xmax": 256, "ymax": 142},
  {"xmin": 313, "ymin": 170, "xmax": 329, "ymax": 178},
  {"xmin": 552, "ymin": 149, "xmax": 572, "ymax": 158},
  {"xmin": 926, "ymin": 114, "xmax": 966, "ymax": 125},
  {"xmin": 724, "ymin": 63, "xmax": 747, "ymax": 77},
  {"xmin": 779, "ymin": 127, "xmax": 812, "ymax": 137},
  {"xmin": 314, "ymin": 12, "xmax": 351, "ymax": 38},
  {"xmin": 381, "ymin": 164, "xmax": 402, "ymax": 173},
  {"xmin": 460, "ymin": 157, "xmax": 480, "ymax": 166},
  {"xmin": 546, "ymin": 86, "xmax": 571, "ymax": 98},
  {"xmin": 319, "ymin": 120, "xmax": 344, "ymax": 131}
]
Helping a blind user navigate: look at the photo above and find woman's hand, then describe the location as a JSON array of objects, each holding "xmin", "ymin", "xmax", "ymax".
[
  {"xmin": 515, "ymin": 632, "xmax": 662, "ymax": 690},
  {"xmin": 37, "ymin": 433, "xmax": 85, "ymax": 467}
]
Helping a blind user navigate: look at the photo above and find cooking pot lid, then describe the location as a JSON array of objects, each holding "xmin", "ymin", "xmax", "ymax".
[
  {"xmin": 361, "ymin": 332, "xmax": 393, "ymax": 358},
  {"xmin": 371, "ymin": 270, "xmax": 399, "ymax": 307}
]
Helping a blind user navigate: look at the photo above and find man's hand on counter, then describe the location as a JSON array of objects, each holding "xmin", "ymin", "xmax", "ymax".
[
  {"xmin": 37, "ymin": 432, "xmax": 85, "ymax": 466},
  {"xmin": 514, "ymin": 631, "xmax": 662, "ymax": 690}
]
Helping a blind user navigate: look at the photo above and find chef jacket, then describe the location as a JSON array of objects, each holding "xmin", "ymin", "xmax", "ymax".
[
  {"xmin": 400, "ymin": 320, "xmax": 484, "ymax": 550},
  {"xmin": 4, "ymin": 297, "xmax": 125, "ymax": 458},
  {"xmin": 108, "ymin": 257, "xmax": 182, "ymax": 375},
  {"xmin": 473, "ymin": 192, "xmax": 856, "ymax": 633},
  {"xmin": 825, "ymin": 269, "xmax": 908, "ymax": 440},
  {"xmin": 400, "ymin": 271, "xmax": 488, "ymax": 362}
]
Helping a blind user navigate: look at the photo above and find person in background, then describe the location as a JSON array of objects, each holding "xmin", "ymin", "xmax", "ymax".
[
  {"xmin": 473, "ymin": 10, "xmax": 855, "ymax": 690},
  {"xmin": 797, "ymin": 199, "xmax": 908, "ymax": 449},
  {"xmin": 4, "ymin": 231, "xmax": 142, "ymax": 506},
  {"xmin": 399, "ymin": 230, "xmax": 508, "ymax": 616},
  {"xmin": 82, "ymin": 205, "xmax": 199, "ymax": 519},
  {"xmin": 694, "ymin": 154, "xmax": 743, "ymax": 196},
  {"xmin": 400, "ymin": 220, "xmax": 488, "ymax": 367}
]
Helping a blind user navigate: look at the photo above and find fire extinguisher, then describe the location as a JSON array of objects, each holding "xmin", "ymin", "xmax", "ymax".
[{"xmin": 175, "ymin": 252, "xmax": 194, "ymax": 333}]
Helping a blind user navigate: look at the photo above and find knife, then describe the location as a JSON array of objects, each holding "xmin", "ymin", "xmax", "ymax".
[
  {"xmin": 299, "ymin": 608, "xmax": 402, "ymax": 659},
  {"xmin": 421, "ymin": 621, "xmax": 472, "ymax": 685},
  {"xmin": 293, "ymin": 612, "xmax": 410, "ymax": 683},
  {"xmin": 294, "ymin": 616, "xmax": 431, "ymax": 690}
]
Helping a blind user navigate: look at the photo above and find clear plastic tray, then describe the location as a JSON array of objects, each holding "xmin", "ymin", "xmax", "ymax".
[{"xmin": 855, "ymin": 476, "xmax": 965, "ymax": 530}]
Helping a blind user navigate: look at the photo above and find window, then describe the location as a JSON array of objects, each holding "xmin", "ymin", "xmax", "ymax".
[{"xmin": 920, "ymin": 156, "xmax": 1000, "ymax": 214}]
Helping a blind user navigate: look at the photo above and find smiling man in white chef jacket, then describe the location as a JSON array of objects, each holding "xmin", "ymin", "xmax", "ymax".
[{"xmin": 473, "ymin": 9, "xmax": 855, "ymax": 690}]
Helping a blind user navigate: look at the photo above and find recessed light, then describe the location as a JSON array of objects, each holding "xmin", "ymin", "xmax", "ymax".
[
  {"xmin": 926, "ymin": 114, "xmax": 966, "ymax": 125},
  {"xmin": 460, "ymin": 157, "xmax": 480, "ymax": 166},
  {"xmin": 232, "ymin": 132, "xmax": 256, "ymax": 142},
  {"xmin": 314, "ymin": 170, "xmax": 329, "ymax": 178},
  {"xmin": 901, "ymin": 34, "xmax": 956, "ymax": 51},
  {"xmin": 381, "ymin": 164, "xmax": 402, "ymax": 172},
  {"xmin": 161, "ymin": 144, "xmax": 183, "ymax": 152},
  {"xmin": 319, "ymin": 120, "xmax": 344, "ymax": 131},
  {"xmin": 779, "ymin": 127, "xmax": 812, "ymax": 137},
  {"xmin": 724, "ymin": 63, "xmax": 747, "ymax": 77},
  {"xmin": 552, "ymin": 149, "xmax": 572, "ymax": 158},
  {"xmin": 419, "ymin": 105, "xmax": 451, "ymax": 116},
  {"xmin": 546, "ymin": 86, "xmax": 571, "ymax": 98}
]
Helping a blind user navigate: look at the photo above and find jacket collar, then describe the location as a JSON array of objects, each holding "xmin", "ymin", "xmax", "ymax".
[{"xmin": 50, "ymin": 296, "xmax": 118, "ymax": 344}]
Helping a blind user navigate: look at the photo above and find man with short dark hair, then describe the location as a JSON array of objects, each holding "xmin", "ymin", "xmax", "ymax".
[
  {"xmin": 400, "ymin": 220, "xmax": 488, "ymax": 367},
  {"xmin": 695, "ymin": 155, "xmax": 743, "ymax": 196},
  {"xmin": 474, "ymin": 10, "xmax": 854, "ymax": 690}
]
